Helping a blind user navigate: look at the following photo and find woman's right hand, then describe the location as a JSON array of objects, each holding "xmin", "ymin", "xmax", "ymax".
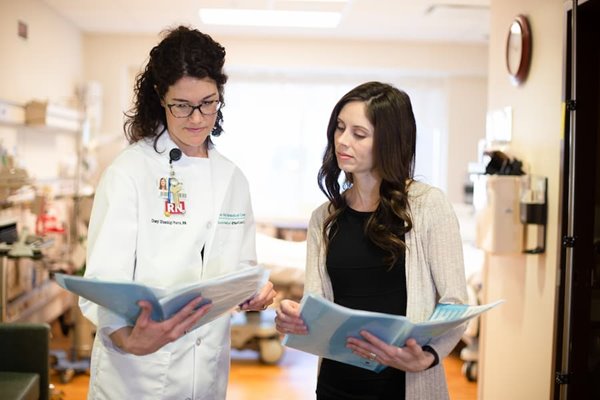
[
  {"xmin": 109, "ymin": 296, "xmax": 212, "ymax": 355},
  {"xmin": 275, "ymin": 299, "xmax": 308, "ymax": 335}
]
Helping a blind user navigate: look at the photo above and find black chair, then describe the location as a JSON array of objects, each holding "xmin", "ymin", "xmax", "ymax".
[{"xmin": 0, "ymin": 323, "xmax": 50, "ymax": 400}]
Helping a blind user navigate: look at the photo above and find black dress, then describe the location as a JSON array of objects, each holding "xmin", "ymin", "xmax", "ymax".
[{"xmin": 316, "ymin": 207, "xmax": 407, "ymax": 400}]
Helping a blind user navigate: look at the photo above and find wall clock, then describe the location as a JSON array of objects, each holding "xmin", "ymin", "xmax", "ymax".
[{"xmin": 506, "ymin": 15, "xmax": 532, "ymax": 86}]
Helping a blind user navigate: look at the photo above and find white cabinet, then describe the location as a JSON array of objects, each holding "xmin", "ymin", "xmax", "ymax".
[{"xmin": 473, "ymin": 175, "xmax": 523, "ymax": 254}]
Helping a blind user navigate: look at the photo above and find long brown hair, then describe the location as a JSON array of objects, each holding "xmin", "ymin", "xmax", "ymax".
[{"xmin": 318, "ymin": 81, "xmax": 416, "ymax": 268}]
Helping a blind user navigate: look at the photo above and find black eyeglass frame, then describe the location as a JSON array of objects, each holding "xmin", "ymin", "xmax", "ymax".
[{"xmin": 166, "ymin": 100, "xmax": 222, "ymax": 118}]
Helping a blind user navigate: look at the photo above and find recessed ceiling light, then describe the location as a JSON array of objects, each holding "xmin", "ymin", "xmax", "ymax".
[{"xmin": 199, "ymin": 8, "xmax": 342, "ymax": 29}]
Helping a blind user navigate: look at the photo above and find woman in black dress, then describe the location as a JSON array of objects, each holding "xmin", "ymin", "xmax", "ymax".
[{"xmin": 275, "ymin": 81, "xmax": 467, "ymax": 400}]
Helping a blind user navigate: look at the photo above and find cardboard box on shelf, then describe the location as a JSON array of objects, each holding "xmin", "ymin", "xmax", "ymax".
[{"xmin": 24, "ymin": 101, "xmax": 82, "ymax": 132}]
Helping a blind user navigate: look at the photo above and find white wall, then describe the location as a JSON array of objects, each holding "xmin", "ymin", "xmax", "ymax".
[
  {"xmin": 479, "ymin": 1, "xmax": 564, "ymax": 399},
  {"xmin": 0, "ymin": 0, "xmax": 82, "ymax": 105},
  {"xmin": 0, "ymin": 0, "xmax": 83, "ymax": 182},
  {"xmin": 220, "ymin": 36, "xmax": 488, "ymax": 77},
  {"xmin": 445, "ymin": 77, "xmax": 488, "ymax": 202},
  {"xmin": 84, "ymin": 33, "xmax": 488, "ymax": 203}
]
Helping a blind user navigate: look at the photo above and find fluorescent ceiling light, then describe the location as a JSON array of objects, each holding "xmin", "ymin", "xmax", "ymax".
[
  {"xmin": 279, "ymin": 0, "xmax": 348, "ymax": 2},
  {"xmin": 199, "ymin": 9, "xmax": 341, "ymax": 29}
]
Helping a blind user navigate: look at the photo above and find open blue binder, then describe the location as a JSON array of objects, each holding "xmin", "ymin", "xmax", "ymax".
[
  {"xmin": 55, "ymin": 266, "xmax": 268, "ymax": 330},
  {"xmin": 282, "ymin": 294, "xmax": 503, "ymax": 372}
]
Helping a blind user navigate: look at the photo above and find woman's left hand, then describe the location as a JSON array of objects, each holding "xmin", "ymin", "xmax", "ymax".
[
  {"xmin": 346, "ymin": 331, "xmax": 436, "ymax": 372},
  {"xmin": 240, "ymin": 281, "xmax": 277, "ymax": 311}
]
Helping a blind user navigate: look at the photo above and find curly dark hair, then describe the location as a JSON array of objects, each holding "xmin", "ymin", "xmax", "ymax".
[
  {"xmin": 124, "ymin": 26, "xmax": 228, "ymax": 149},
  {"xmin": 318, "ymin": 81, "xmax": 416, "ymax": 268}
]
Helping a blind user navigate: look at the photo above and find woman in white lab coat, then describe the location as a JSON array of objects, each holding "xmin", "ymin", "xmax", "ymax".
[{"xmin": 80, "ymin": 26, "xmax": 276, "ymax": 400}]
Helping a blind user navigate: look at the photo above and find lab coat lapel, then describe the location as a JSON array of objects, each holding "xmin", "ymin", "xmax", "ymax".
[{"xmin": 202, "ymin": 149, "xmax": 235, "ymax": 266}]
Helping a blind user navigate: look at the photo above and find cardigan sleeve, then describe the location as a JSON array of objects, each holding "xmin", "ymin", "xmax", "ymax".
[
  {"xmin": 420, "ymin": 187, "xmax": 468, "ymax": 357},
  {"xmin": 303, "ymin": 203, "xmax": 328, "ymax": 298}
]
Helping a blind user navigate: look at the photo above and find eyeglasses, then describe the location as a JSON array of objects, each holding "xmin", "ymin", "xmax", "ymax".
[{"xmin": 166, "ymin": 100, "xmax": 222, "ymax": 118}]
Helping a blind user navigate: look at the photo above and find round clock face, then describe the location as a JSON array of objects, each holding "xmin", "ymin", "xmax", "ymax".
[
  {"xmin": 505, "ymin": 15, "xmax": 532, "ymax": 85},
  {"xmin": 507, "ymin": 21, "xmax": 523, "ymax": 75}
]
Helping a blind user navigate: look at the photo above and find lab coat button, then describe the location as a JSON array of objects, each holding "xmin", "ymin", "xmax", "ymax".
[
  {"xmin": 196, "ymin": 338, "xmax": 202, "ymax": 346},
  {"xmin": 206, "ymin": 221, "xmax": 212, "ymax": 229}
]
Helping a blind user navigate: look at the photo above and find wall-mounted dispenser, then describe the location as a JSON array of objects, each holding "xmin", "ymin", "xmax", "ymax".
[
  {"xmin": 520, "ymin": 175, "xmax": 547, "ymax": 254},
  {"xmin": 473, "ymin": 175, "xmax": 523, "ymax": 254}
]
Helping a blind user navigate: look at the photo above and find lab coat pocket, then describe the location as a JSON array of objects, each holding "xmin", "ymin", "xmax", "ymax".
[
  {"xmin": 91, "ymin": 343, "xmax": 171, "ymax": 400},
  {"xmin": 197, "ymin": 343, "xmax": 230, "ymax": 400}
]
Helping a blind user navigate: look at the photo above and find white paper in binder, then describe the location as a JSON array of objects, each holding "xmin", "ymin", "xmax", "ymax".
[{"xmin": 473, "ymin": 175, "xmax": 523, "ymax": 254}]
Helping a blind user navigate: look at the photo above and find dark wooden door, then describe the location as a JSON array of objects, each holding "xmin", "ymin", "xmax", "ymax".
[{"xmin": 555, "ymin": 0, "xmax": 600, "ymax": 398}]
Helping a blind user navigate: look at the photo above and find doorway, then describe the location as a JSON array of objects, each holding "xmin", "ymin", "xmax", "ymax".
[{"xmin": 555, "ymin": 0, "xmax": 600, "ymax": 398}]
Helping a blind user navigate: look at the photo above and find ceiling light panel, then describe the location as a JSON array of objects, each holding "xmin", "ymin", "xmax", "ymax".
[{"xmin": 199, "ymin": 8, "xmax": 342, "ymax": 28}]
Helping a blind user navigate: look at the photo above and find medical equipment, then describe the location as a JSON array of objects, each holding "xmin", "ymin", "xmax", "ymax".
[
  {"xmin": 229, "ymin": 232, "xmax": 306, "ymax": 364},
  {"xmin": 230, "ymin": 309, "xmax": 284, "ymax": 364}
]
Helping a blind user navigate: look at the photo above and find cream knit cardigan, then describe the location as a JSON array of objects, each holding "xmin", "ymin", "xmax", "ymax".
[{"xmin": 303, "ymin": 181, "xmax": 468, "ymax": 400}]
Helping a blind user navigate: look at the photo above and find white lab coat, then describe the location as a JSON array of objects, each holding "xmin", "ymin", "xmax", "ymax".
[{"xmin": 80, "ymin": 132, "xmax": 257, "ymax": 400}]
